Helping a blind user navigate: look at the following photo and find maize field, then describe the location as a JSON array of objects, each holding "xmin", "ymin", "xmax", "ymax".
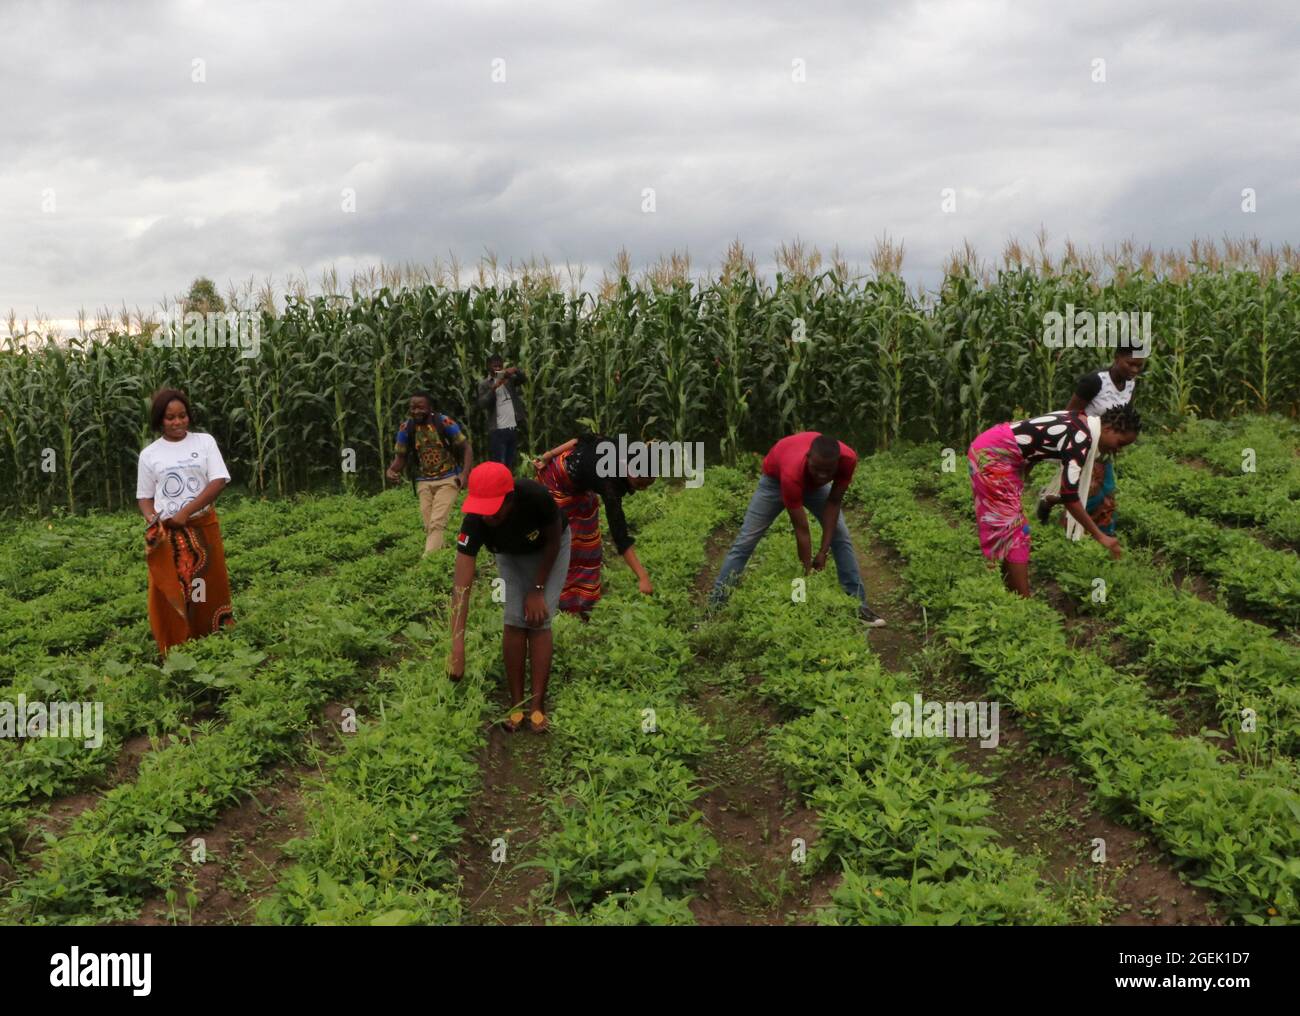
[{"xmin": 4, "ymin": 240, "xmax": 1300, "ymax": 517}]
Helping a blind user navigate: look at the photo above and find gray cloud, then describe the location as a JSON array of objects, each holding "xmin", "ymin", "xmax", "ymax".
[{"xmin": 1, "ymin": 0, "xmax": 1297, "ymax": 322}]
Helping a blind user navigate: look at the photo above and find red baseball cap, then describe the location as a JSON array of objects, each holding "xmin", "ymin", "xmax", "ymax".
[{"xmin": 462, "ymin": 462, "xmax": 515, "ymax": 515}]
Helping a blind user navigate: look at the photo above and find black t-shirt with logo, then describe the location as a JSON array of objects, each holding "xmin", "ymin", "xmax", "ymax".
[{"xmin": 456, "ymin": 478, "xmax": 568, "ymax": 556}]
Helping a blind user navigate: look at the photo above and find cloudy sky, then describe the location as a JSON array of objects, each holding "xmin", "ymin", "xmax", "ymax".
[{"xmin": 2, "ymin": 0, "xmax": 1297, "ymax": 326}]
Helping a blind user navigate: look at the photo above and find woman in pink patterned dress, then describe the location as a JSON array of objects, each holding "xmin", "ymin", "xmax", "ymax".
[{"xmin": 966, "ymin": 404, "xmax": 1141, "ymax": 596}]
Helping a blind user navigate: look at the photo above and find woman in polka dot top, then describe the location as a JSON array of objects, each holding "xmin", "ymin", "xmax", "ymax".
[{"xmin": 966, "ymin": 403, "xmax": 1141, "ymax": 596}]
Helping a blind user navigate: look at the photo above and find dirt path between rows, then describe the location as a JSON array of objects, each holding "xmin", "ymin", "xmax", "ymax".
[
  {"xmin": 126, "ymin": 701, "xmax": 351, "ymax": 925},
  {"xmin": 850, "ymin": 507, "xmax": 1222, "ymax": 925},
  {"xmin": 125, "ymin": 627, "xmax": 430, "ymax": 925},
  {"xmin": 687, "ymin": 525, "xmax": 837, "ymax": 925},
  {"xmin": 453, "ymin": 703, "xmax": 551, "ymax": 925}
]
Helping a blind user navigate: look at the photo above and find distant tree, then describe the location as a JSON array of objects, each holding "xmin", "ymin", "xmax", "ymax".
[{"xmin": 183, "ymin": 277, "xmax": 226, "ymax": 315}]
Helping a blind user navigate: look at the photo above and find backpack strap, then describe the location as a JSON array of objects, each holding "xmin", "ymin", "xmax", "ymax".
[
  {"xmin": 432, "ymin": 412, "xmax": 460, "ymax": 461},
  {"xmin": 404, "ymin": 413, "xmax": 462, "ymax": 494},
  {"xmin": 401, "ymin": 418, "xmax": 419, "ymax": 494}
]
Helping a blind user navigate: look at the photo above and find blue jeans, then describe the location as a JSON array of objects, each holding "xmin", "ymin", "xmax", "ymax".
[
  {"xmin": 710, "ymin": 474, "xmax": 867, "ymax": 606},
  {"xmin": 489, "ymin": 428, "xmax": 518, "ymax": 470}
]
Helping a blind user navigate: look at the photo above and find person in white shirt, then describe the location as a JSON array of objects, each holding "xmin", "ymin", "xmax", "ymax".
[
  {"xmin": 476, "ymin": 353, "xmax": 527, "ymax": 470},
  {"xmin": 136, "ymin": 388, "xmax": 234, "ymax": 655},
  {"xmin": 1037, "ymin": 342, "xmax": 1145, "ymax": 535}
]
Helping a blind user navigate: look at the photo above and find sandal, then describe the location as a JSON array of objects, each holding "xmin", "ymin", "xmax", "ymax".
[
  {"xmin": 502, "ymin": 710, "xmax": 525, "ymax": 733},
  {"xmin": 529, "ymin": 710, "xmax": 549, "ymax": 733}
]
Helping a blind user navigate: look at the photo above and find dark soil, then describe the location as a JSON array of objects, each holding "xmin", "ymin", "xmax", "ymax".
[
  {"xmin": 14, "ymin": 731, "xmax": 189, "ymax": 872},
  {"xmin": 687, "ymin": 524, "xmax": 837, "ymax": 925},
  {"xmin": 453, "ymin": 705, "xmax": 552, "ymax": 925},
  {"xmin": 126, "ymin": 701, "xmax": 351, "ymax": 925},
  {"xmin": 852, "ymin": 514, "xmax": 1223, "ymax": 926},
  {"xmin": 130, "ymin": 762, "xmax": 315, "ymax": 925},
  {"xmin": 688, "ymin": 686, "xmax": 837, "ymax": 925}
]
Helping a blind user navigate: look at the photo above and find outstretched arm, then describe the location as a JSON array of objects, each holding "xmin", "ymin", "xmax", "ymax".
[
  {"xmin": 621, "ymin": 546, "xmax": 652, "ymax": 594},
  {"xmin": 813, "ymin": 485, "xmax": 846, "ymax": 566},
  {"xmin": 787, "ymin": 504, "xmax": 814, "ymax": 572},
  {"xmin": 1063, "ymin": 499, "xmax": 1121, "ymax": 558},
  {"xmin": 533, "ymin": 438, "xmax": 578, "ymax": 472},
  {"xmin": 449, "ymin": 552, "xmax": 476, "ymax": 678}
]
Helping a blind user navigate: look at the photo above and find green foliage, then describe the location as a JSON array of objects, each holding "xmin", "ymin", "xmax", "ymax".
[
  {"xmin": 710, "ymin": 506, "xmax": 1066, "ymax": 925},
  {"xmin": 3, "ymin": 496, "xmax": 456, "ymax": 922},
  {"xmin": 261, "ymin": 650, "xmax": 495, "ymax": 926},
  {"xmin": 821, "ymin": 867, "xmax": 1063, "ymax": 926},
  {"xmin": 6, "ymin": 262, "xmax": 1300, "ymax": 516},
  {"xmin": 859, "ymin": 447, "xmax": 1300, "ymax": 924},
  {"xmin": 1117, "ymin": 442, "xmax": 1300, "ymax": 624},
  {"xmin": 182, "ymin": 278, "xmax": 227, "ymax": 316},
  {"xmin": 525, "ymin": 475, "xmax": 743, "ymax": 923},
  {"xmin": 546, "ymin": 885, "xmax": 698, "ymax": 926}
]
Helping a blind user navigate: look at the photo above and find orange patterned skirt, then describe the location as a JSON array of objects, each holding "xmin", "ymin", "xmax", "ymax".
[
  {"xmin": 537, "ymin": 451, "xmax": 603, "ymax": 613},
  {"xmin": 145, "ymin": 509, "xmax": 234, "ymax": 656}
]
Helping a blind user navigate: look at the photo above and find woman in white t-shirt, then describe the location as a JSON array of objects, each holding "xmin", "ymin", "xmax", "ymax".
[
  {"xmin": 136, "ymin": 388, "xmax": 234, "ymax": 655},
  {"xmin": 1036, "ymin": 343, "xmax": 1146, "ymax": 535}
]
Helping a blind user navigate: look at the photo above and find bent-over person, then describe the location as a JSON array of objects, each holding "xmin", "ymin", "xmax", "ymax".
[
  {"xmin": 533, "ymin": 433, "xmax": 654, "ymax": 616},
  {"xmin": 448, "ymin": 463, "xmax": 571, "ymax": 733}
]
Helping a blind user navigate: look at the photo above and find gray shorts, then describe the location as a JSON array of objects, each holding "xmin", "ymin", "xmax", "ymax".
[{"xmin": 497, "ymin": 528, "xmax": 571, "ymax": 630}]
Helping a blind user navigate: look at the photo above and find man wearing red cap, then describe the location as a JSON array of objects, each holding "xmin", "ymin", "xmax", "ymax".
[{"xmin": 448, "ymin": 462, "xmax": 571, "ymax": 732}]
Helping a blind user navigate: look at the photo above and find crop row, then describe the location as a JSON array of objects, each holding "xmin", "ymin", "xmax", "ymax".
[
  {"xmin": 0, "ymin": 495, "xmax": 426, "ymax": 825},
  {"xmin": 703, "ymin": 506, "xmax": 1067, "ymax": 924},
  {"xmin": 11, "ymin": 260, "xmax": 1300, "ymax": 518},
  {"xmin": 1113, "ymin": 444, "xmax": 1300, "ymax": 626},
  {"xmin": 0, "ymin": 488, "xmax": 416, "ymax": 660},
  {"xmin": 1156, "ymin": 417, "xmax": 1300, "ymax": 486},
  {"xmin": 923, "ymin": 462, "xmax": 1300, "ymax": 760},
  {"xmin": 1133, "ymin": 442, "xmax": 1300, "ymax": 546},
  {"xmin": 0, "ymin": 487, "xmax": 347, "ymax": 606},
  {"xmin": 524, "ymin": 475, "xmax": 749, "ymax": 924},
  {"xmin": 3, "ymin": 535, "xmax": 437, "ymax": 924},
  {"xmin": 857, "ymin": 452, "xmax": 1300, "ymax": 924},
  {"xmin": 257, "ymin": 554, "xmax": 500, "ymax": 925}
]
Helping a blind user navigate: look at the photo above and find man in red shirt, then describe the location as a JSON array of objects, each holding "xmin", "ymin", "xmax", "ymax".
[{"xmin": 709, "ymin": 432, "xmax": 884, "ymax": 626}]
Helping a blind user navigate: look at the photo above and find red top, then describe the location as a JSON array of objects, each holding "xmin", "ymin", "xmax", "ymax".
[{"xmin": 762, "ymin": 432, "xmax": 857, "ymax": 509}]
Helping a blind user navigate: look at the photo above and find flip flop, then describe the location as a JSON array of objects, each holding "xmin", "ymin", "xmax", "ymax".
[
  {"xmin": 529, "ymin": 710, "xmax": 549, "ymax": 733},
  {"xmin": 502, "ymin": 710, "xmax": 525, "ymax": 733}
]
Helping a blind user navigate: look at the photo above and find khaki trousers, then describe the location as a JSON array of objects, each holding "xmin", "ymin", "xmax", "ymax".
[{"xmin": 416, "ymin": 476, "xmax": 460, "ymax": 554}]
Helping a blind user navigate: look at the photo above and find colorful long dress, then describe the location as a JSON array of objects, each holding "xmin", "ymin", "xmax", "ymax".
[
  {"xmin": 967, "ymin": 411, "xmax": 1094, "ymax": 563},
  {"xmin": 145, "ymin": 510, "xmax": 234, "ymax": 656},
  {"xmin": 535, "ymin": 436, "xmax": 636, "ymax": 613}
]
